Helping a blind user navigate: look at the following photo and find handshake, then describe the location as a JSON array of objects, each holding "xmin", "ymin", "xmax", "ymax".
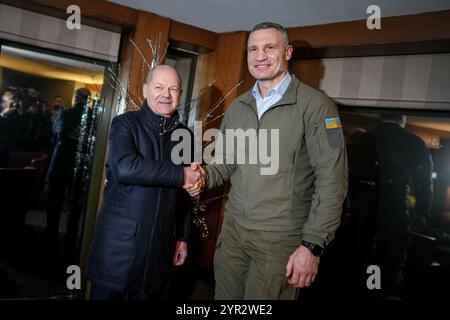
[{"xmin": 183, "ymin": 162, "xmax": 206, "ymax": 197}]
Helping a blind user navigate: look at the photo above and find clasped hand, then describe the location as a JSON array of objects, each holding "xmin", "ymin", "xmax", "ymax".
[{"xmin": 183, "ymin": 162, "xmax": 206, "ymax": 196}]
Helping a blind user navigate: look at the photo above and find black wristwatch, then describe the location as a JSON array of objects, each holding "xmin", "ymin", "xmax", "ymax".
[{"xmin": 301, "ymin": 240, "xmax": 324, "ymax": 257}]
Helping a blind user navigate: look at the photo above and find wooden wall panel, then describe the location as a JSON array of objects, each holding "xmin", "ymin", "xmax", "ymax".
[
  {"xmin": 191, "ymin": 51, "xmax": 216, "ymax": 120},
  {"xmin": 170, "ymin": 21, "xmax": 218, "ymax": 51},
  {"xmin": 287, "ymin": 10, "xmax": 450, "ymax": 49},
  {"xmin": 127, "ymin": 11, "xmax": 171, "ymax": 108},
  {"xmin": 209, "ymin": 32, "xmax": 248, "ymax": 123}
]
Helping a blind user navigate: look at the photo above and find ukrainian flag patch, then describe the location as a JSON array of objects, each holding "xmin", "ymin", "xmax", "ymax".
[{"xmin": 325, "ymin": 117, "xmax": 342, "ymax": 129}]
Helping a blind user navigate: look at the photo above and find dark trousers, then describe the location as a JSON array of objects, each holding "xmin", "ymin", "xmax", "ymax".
[{"xmin": 90, "ymin": 284, "xmax": 131, "ymax": 300}]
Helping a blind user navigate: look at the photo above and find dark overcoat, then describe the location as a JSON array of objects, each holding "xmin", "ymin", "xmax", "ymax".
[{"xmin": 86, "ymin": 101, "xmax": 192, "ymax": 295}]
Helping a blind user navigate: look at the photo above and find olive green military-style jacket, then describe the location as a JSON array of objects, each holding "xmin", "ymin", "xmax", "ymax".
[{"xmin": 205, "ymin": 76, "xmax": 348, "ymax": 248}]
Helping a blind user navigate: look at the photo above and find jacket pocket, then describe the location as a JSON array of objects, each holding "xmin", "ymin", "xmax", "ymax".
[
  {"xmin": 97, "ymin": 213, "xmax": 138, "ymax": 237},
  {"xmin": 326, "ymin": 127, "xmax": 344, "ymax": 149},
  {"xmin": 88, "ymin": 214, "xmax": 138, "ymax": 286}
]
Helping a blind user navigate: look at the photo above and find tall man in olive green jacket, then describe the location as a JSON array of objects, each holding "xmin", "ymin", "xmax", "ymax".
[{"xmin": 186, "ymin": 22, "xmax": 348, "ymax": 300}]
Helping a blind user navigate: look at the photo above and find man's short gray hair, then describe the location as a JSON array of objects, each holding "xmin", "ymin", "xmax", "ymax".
[
  {"xmin": 250, "ymin": 22, "xmax": 289, "ymax": 45},
  {"xmin": 146, "ymin": 65, "xmax": 182, "ymax": 86}
]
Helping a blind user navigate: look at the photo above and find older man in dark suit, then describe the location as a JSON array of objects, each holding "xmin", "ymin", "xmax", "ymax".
[{"xmin": 86, "ymin": 65, "xmax": 199, "ymax": 300}]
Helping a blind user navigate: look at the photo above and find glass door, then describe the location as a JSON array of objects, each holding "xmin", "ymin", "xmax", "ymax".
[{"xmin": 0, "ymin": 40, "xmax": 112, "ymax": 299}]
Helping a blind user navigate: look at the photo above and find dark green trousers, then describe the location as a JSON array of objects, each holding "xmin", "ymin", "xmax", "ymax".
[{"xmin": 214, "ymin": 216, "xmax": 302, "ymax": 300}]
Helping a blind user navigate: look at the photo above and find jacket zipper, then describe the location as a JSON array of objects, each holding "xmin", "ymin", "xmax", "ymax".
[
  {"xmin": 244, "ymin": 105, "xmax": 260, "ymax": 228},
  {"xmin": 312, "ymin": 123, "xmax": 323, "ymax": 156},
  {"xmin": 140, "ymin": 129, "xmax": 163, "ymax": 296},
  {"xmin": 245, "ymin": 102, "xmax": 287, "ymax": 227},
  {"xmin": 313, "ymin": 123, "xmax": 318, "ymax": 135}
]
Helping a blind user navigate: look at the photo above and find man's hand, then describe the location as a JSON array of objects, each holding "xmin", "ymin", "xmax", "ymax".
[
  {"xmin": 183, "ymin": 162, "xmax": 205, "ymax": 197},
  {"xmin": 183, "ymin": 163, "xmax": 200, "ymax": 186},
  {"xmin": 173, "ymin": 241, "xmax": 188, "ymax": 266},
  {"xmin": 285, "ymin": 245, "xmax": 320, "ymax": 288}
]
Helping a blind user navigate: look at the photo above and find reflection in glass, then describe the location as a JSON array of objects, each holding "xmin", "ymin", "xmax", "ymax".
[
  {"xmin": 314, "ymin": 108, "xmax": 450, "ymax": 300},
  {"xmin": 0, "ymin": 44, "xmax": 105, "ymax": 298}
]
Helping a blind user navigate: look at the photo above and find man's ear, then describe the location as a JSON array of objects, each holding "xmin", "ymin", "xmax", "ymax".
[
  {"xmin": 285, "ymin": 44, "xmax": 293, "ymax": 61},
  {"xmin": 143, "ymin": 83, "xmax": 148, "ymax": 99}
]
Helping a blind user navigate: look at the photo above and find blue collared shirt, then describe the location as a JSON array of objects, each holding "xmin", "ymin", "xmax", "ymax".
[{"xmin": 251, "ymin": 72, "xmax": 292, "ymax": 119}]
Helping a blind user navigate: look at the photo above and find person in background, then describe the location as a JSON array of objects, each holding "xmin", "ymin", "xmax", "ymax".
[
  {"xmin": 0, "ymin": 90, "xmax": 14, "ymax": 117},
  {"xmin": 49, "ymin": 96, "xmax": 66, "ymax": 123},
  {"xmin": 45, "ymin": 88, "xmax": 91, "ymax": 260},
  {"xmin": 349, "ymin": 113, "xmax": 433, "ymax": 298},
  {"xmin": 17, "ymin": 83, "xmax": 52, "ymax": 152},
  {"xmin": 0, "ymin": 90, "xmax": 17, "ymax": 163}
]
